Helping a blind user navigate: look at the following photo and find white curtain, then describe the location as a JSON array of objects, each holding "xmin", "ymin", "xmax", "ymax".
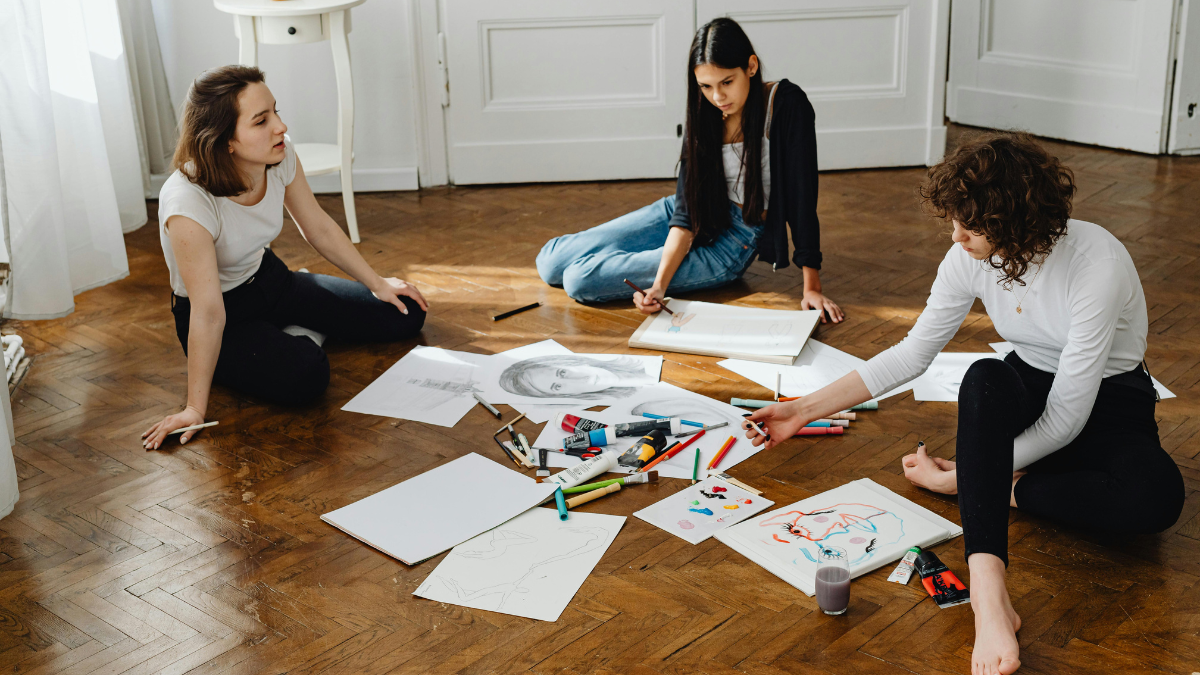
[
  {"xmin": 0, "ymin": 0, "xmax": 133, "ymax": 319},
  {"xmin": 119, "ymin": 0, "xmax": 177, "ymax": 196}
]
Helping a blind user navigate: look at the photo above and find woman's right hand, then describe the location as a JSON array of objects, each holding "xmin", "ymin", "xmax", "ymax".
[
  {"xmin": 142, "ymin": 405, "xmax": 206, "ymax": 450},
  {"xmin": 741, "ymin": 402, "xmax": 813, "ymax": 450},
  {"xmin": 633, "ymin": 286, "xmax": 668, "ymax": 314}
]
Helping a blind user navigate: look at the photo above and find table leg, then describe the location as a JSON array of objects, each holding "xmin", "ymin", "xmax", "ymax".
[
  {"xmin": 236, "ymin": 15, "xmax": 257, "ymax": 67},
  {"xmin": 330, "ymin": 10, "xmax": 359, "ymax": 243}
]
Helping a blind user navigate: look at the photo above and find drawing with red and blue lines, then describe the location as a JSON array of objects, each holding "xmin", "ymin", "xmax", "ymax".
[{"xmin": 757, "ymin": 502, "xmax": 906, "ymax": 566}]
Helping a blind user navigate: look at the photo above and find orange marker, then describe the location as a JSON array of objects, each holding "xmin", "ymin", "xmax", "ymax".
[
  {"xmin": 640, "ymin": 429, "xmax": 705, "ymax": 473},
  {"xmin": 707, "ymin": 435, "xmax": 736, "ymax": 470},
  {"xmin": 794, "ymin": 426, "xmax": 844, "ymax": 436}
]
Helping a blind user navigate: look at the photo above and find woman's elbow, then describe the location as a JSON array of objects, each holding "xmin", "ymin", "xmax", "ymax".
[{"xmin": 191, "ymin": 303, "xmax": 226, "ymax": 332}]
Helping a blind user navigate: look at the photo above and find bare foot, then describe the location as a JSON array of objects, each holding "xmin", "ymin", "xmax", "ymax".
[
  {"xmin": 901, "ymin": 443, "xmax": 958, "ymax": 495},
  {"xmin": 969, "ymin": 554, "xmax": 1021, "ymax": 675}
]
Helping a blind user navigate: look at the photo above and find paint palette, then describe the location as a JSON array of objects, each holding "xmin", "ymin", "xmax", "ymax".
[{"xmin": 633, "ymin": 477, "xmax": 773, "ymax": 545}]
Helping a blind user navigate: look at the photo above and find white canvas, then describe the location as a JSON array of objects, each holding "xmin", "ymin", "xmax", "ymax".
[
  {"xmin": 414, "ymin": 507, "xmax": 625, "ymax": 622},
  {"xmin": 321, "ymin": 453, "xmax": 558, "ymax": 565},
  {"xmin": 989, "ymin": 341, "xmax": 1175, "ymax": 400},
  {"xmin": 534, "ymin": 383, "xmax": 766, "ymax": 480},
  {"xmin": 715, "ymin": 479, "xmax": 961, "ymax": 596},
  {"xmin": 630, "ymin": 299, "xmax": 821, "ymax": 363},
  {"xmin": 476, "ymin": 340, "xmax": 663, "ymax": 408},
  {"xmin": 341, "ymin": 346, "xmax": 492, "ymax": 427},
  {"xmin": 719, "ymin": 340, "xmax": 870, "ymax": 398},
  {"xmin": 633, "ymin": 477, "xmax": 773, "ymax": 544}
]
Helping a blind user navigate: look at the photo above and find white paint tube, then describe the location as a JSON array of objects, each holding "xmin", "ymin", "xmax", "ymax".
[{"xmin": 542, "ymin": 450, "xmax": 619, "ymax": 489}]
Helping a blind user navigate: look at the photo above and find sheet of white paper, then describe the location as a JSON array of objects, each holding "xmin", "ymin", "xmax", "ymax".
[
  {"xmin": 636, "ymin": 299, "xmax": 819, "ymax": 359},
  {"xmin": 987, "ymin": 341, "xmax": 1175, "ymax": 399},
  {"xmin": 634, "ymin": 477, "xmax": 773, "ymax": 544},
  {"xmin": 719, "ymin": 340, "xmax": 869, "ymax": 398},
  {"xmin": 509, "ymin": 403, "xmax": 578, "ymax": 424},
  {"xmin": 475, "ymin": 340, "xmax": 662, "ymax": 408},
  {"xmin": 715, "ymin": 480, "xmax": 951, "ymax": 595},
  {"xmin": 414, "ymin": 507, "xmax": 624, "ymax": 621},
  {"xmin": 534, "ymin": 383, "xmax": 765, "ymax": 480},
  {"xmin": 341, "ymin": 346, "xmax": 490, "ymax": 426},
  {"xmin": 911, "ymin": 352, "xmax": 1002, "ymax": 401},
  {"xmin": 321, "ymin": 453, "xmax": 557, "ymax": 565}
]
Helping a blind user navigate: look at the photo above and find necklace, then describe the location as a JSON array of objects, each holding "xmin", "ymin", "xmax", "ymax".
[{"xmin": 1011, "ymin": 264, "xmax": 1043, "ymax": 314}]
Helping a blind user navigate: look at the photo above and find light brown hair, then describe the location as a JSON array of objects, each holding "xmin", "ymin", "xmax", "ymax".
[
  {"xmin": 172, "ymin": 65, "xmax": 269, "ymax": 197},
  {"xmin": 920, "ymin": 132, "xmax": 1076, "ymax": 287}
]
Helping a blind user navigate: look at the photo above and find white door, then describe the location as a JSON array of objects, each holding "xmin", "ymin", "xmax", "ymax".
[
  {"xmin": 947, "ymin": 0, "xmax": 1178, "ymax": 154},
  {"xmin": 697, "ymin": 0, "xmax": 951, "ymax": 170},
  {"xmin": 441, "ymin": 0, "xmax": 693, "ymax": 185}
]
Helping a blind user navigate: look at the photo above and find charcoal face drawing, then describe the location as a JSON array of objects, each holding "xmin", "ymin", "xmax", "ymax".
[{"xmin": 498, "ymin": 355, "xmax": 657, "ymax": 401}]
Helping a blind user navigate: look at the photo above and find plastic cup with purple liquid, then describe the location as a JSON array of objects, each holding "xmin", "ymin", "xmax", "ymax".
[{"xmin": 815, "ymin": 546, "xmax": 850, "ymax": 615}]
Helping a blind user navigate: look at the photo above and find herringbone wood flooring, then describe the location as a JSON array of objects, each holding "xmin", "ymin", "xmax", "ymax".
[{"xmin": 2, "ymin": 130, "xmax": 1199, "ymax": 674}]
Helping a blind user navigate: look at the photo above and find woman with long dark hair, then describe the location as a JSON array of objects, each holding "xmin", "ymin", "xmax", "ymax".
[
  {"xmin": 742, "ymin": 133, "xmax": 1184, "ymax": 675},
  {"xmin": 141, "ymin": 66, "xmax": 427, "ymax": 449},
  {"xmin": 537, "ymin": 18, "xmax": 842, "ymax": 322}
]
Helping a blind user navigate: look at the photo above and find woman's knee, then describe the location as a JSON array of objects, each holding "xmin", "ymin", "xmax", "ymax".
[
  {"xmin": 277, "ymin": 346, "xmax": 330, "ymax": 405},
  {"xmin": 1113, "ymin": 455, "xmax": 1186, "ymax": 533},
  {"xmin": 536, "ymin": 237, "xmax": 568, "ymax": 286},
  {"xmin": 378, "ymin": 298, "xmax": 426, "ymax": 342},
  {"xmin": 958, "ymin": 358, "xmax": 1023, "ymax": 415},
  {"xmin": 560, "ymin": 258, "xmax": 604, "ymax": 303}
]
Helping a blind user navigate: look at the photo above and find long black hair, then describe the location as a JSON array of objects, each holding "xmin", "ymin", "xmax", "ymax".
[{"xmin": 684, "ymin": 18, "xmax": 767, "ymax": 246}]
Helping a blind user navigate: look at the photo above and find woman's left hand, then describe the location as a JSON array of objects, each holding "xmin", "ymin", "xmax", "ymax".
[
  {"xmin": 373, "ymin": 277, "xmax": 429, "ymax": 315},
  {"xmin": 902, "ymin": 443, "xmax": 958, "ymax": 495},
  {"xmin": 801, "ymin": 290, "xmax": 844, "ymax": 324}
]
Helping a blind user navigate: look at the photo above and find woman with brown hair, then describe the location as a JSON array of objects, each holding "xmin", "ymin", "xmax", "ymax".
[
  {"xmin": 142, "ymin": 65, "xmax": 427, "ymax": 449},
  {"xmin": 741, "ymin": 133, "xmax": 1183, "ymax": 675}
]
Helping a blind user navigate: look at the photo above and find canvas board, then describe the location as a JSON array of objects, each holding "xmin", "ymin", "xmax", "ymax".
[
  {"xmin": 715, "ymin": 478, "xmax": 961, "ymax": 596},
  {"xmin": 533, "ymin": 383, "xmax": 767, "ymax": 480},
  {"xmin": 321, "ymin": 453, "xmax": 558, "ymax": 565},
  {"xmin": 629, "ymin": 299, "xmax": 821, "ymax": 364},
  {"xmin": 633, "ymin": 477, "xmax": 773, "ymax": 544},
  {"xmin": 414, "ymin": 507, "xmax": 624, "ymax": 621}
]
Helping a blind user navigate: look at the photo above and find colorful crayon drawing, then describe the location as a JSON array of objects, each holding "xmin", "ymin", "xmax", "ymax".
[{"xmin": 757, "ymin": 502, "xmax": 906, "ymax": 566}]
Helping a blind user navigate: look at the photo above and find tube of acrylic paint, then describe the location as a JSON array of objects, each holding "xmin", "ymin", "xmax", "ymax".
[
  {"xmin": 914, "ymin": 550, "xmax": 970, "ymax": 608},
  {"xmin": 542, "ymin": 450, "xmax": 620, "ymax": 489},
  {"xmin": 561, "ymin": 419, "xmax": 678, "ymax": 451},
  {"xmin": 556, "ymin": 413, "xmax": 608, "ymax": 434},
  {"xmin": 887, "ymin": 547, "xmax": 921, "ymax": 585},
  {"xmin": 616, "ymin": 429, "xmax": 667, "ymax": 469}
]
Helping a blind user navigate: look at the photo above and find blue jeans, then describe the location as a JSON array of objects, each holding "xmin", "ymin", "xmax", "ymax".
[{"xmin": 536, "ymin": 196, "xmax": 762, "ymax": 302}]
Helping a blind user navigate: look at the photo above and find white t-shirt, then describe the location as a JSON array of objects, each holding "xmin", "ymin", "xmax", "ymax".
[
  {"xmin": 158, "ymin": 135, "xmax": 298, "ymax": 296},
  {"xmin": 856, "ymin": 220, "xmax": 1148, "ymax": 470}
]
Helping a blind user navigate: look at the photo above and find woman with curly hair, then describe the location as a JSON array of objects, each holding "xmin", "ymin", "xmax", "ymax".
[{"xmin": 741, "ymin": 133, "xmax": 1183, "ymax": 675}]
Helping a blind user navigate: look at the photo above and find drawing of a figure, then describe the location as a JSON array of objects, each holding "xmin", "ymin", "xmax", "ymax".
[
  {"xmin": 436, "ymin": 526, "xmax": 609, "ymax": 612},
  {"xmin": 667, "ymin": 313, "xmax": 696, "ymax": 334},
  {"xmin": 629, "ymin": 397, "xmax": 741, "ymax": 426},
  {"xmin": 498, "ymin": 355, "xmax": 655, "ymax": 400},
  {"xmin": 759, "ymin": 502, "xmax": 905, "ymax": 566}
]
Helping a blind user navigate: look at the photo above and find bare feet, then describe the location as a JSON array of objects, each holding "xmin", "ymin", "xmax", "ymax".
[
  {"xmin": 902, "ymin": 442, "xmax": 958, "ymax": 494},
  {"xmin": 968, "ymin": 554, "xmax": 1021, "ymax": 675}
]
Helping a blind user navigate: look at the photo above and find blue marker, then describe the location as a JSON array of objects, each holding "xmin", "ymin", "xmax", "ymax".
[
  {"xmin": 643, "ymin": 410, "xmax": 705, "ymax": 425},
  {"xmin": 804, "ymin": 420, "xmax": 832, "ymax": 428},
  {"xmin": 553, "ymin": 486, "xmax": 568, "ymax": 520}
]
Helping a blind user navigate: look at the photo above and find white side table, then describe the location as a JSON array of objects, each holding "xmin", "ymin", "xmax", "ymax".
[{"xmin": 214, "ymin": 0, "xmax": 366, "ymax": 243}]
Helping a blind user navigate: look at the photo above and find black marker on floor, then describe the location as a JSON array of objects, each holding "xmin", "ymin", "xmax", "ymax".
[{"xmin": 492, "ymin": 301, "xmax": 541, "ymax": 321}]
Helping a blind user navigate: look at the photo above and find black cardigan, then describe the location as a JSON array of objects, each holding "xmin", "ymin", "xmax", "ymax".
[{"xmin": 667, "ymin": 79, "xmax": 821, "ymax": 271}]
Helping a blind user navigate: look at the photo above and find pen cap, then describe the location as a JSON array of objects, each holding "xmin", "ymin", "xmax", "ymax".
[
  {"xmin": 913, "ymin": 550, "xmax": 948, "ymax": 579},
  {"xmin": 557, "ymin": 412, "xmax": 606, "ymax": 434}
]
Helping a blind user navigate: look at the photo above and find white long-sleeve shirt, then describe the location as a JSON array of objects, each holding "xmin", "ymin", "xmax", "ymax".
[{"xmin": 856, "ymin": 220, "xmax": 1148, "ymax": 469}]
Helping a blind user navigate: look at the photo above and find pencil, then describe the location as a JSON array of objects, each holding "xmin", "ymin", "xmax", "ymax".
[
  {"xmin": 622, "ymin": 278, "xmax": 674, "ymax": 315},
  {"xmin": 491, "ymin": 301, "xmax": 541, "ymax": 321},
  {"xmin": 691, "ymin": 447, "xmax": 701, "ymax": 484},
  {"xmin": 707, "ymin": 436, "xmax": 736, "ymax": 470},
  {"xmin": 166, "ymin": 421, "xmax": 219, "ymax": 436}
]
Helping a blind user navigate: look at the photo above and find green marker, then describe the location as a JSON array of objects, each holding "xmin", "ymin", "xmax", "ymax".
[
  {"xmin": 850, "ymin": 401, "xmax": 879, "ymax": 410},
  {"xmin": 691, "ymin": 448, "xmax": 701, "ymax": 484},
  {"xmin": 730, "ymin": 398, "xmax": 773, "ymax": 409},
  {"xmin": 561, "ymin": 473, "xmax": 657, "ymax": 495}
]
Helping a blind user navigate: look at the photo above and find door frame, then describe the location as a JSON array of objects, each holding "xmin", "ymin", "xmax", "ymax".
[{"xmin": 411, "ymin": 0, "xmax": 449, "ymax": 187}]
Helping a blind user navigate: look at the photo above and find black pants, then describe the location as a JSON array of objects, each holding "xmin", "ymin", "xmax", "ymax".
[
  {"xmin": 955, "ymin": 352, "xmax": 1184, "ymax": 565},
  {"xmin": 172, "ymin": 249, "xmax": 425, "ymax": 406}
]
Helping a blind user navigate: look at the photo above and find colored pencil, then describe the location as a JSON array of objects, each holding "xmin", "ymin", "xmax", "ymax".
[
  {"xmin": 691, "ymin": 448, "xmax": 701, "ymax": 484},
  {"xmin": 707, "ymin": 435, "xmax": 736, "ymax": 470},
  {"xmin": 640, "ymin": 429, "xmax": 706, "ymax": 473}
]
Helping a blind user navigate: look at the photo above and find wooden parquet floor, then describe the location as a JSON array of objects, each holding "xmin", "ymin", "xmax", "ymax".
[{"xmin": 3, "ymin": 131, "xmax": 1200, "ymax": 675}]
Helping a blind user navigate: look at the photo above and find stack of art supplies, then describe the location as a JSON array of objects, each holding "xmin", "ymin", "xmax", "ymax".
[{"xmin": 713, "ymin": 478, "xmax": 962, "ymax": 596}]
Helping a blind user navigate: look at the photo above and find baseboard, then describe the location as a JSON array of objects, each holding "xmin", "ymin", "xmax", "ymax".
[
  {"xmin": 307, "ymin": 167, "xmax": 420, "ymax": 193},
  {"xmin": 146, "ymin": 167, "xmax": 420, "ymax": 199}
]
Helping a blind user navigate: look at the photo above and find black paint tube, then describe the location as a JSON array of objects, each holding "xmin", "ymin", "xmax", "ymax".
[{"xmin": 915, "ymin": 550, "xmax": 970, "ymax": 609}]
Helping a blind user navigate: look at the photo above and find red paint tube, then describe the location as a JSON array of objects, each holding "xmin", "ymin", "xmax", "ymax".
[
  {"xmin": 914, "ymin": 550, "xmax": 970, "ymax": 608},
  {"xmin": 557, "ymin": 413, "xmax": 607, "ymax": 434}
]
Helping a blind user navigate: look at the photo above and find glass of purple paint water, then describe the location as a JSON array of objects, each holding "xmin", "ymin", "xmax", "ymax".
[{"xmin": 815, "ymin": 546, "xmax": 850, "ymax": 615}]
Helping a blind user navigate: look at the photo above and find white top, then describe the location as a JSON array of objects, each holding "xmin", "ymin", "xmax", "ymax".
[
  {"xmin": 723, "ymin": 82, "xmax": 779, "ymax": 205},
  {"xmin": 856, "ymin": 220, "xmax": 1148, "ymax": 470},
  {"xmin": 158, "ymin": 135, "xmax": 298, "ymax": 296},
  {"xmin": 213, "ymin": 0, "xmax": 366, "ymax": 18}
]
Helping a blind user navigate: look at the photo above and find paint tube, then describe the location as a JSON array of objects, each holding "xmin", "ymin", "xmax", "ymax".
[
  {"xmin": 556, "ymin": 413, "xmax": 607, "ymax": 433},
  {"xmin": 887, "ymin": 547, "xmax": 920, "ymax": 585},
  {"xmin": 915, "ymin": 550, "xmax": 970, "ymax": 608},
  {"xmin": 616, "ymin": 429, "xmax": 668, "ymax": 469},
  {"xmin": 542, "ymin": 450, "xmax": 619, "ymax": 489},
  {"xmin": 561, "ymin": 419, "xmax": 678, "ymax": 451}
]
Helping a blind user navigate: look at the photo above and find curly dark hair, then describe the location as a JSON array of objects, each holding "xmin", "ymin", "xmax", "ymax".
[{"xmin": 919, "ymin": 132, "xmax": 1076, "ymax": 287}]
